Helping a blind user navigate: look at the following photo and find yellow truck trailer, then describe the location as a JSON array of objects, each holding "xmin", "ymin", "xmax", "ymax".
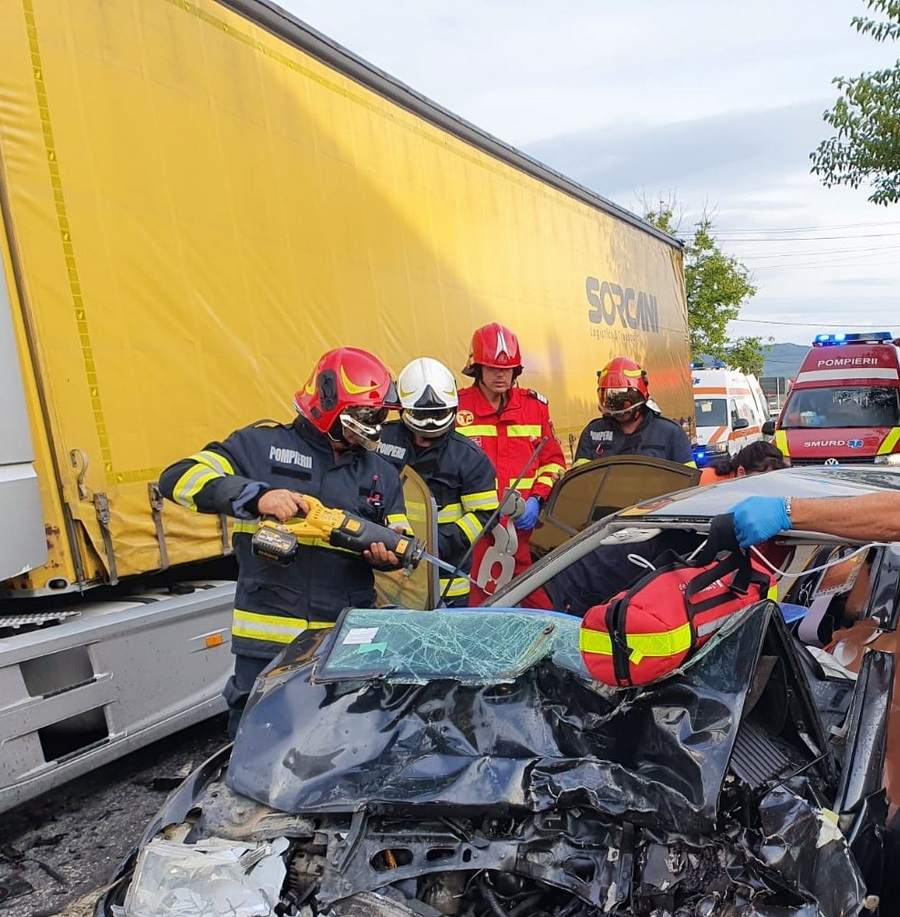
[{"xmin": 0, "ymin": 0, "xmax": 691, "ymax": 810}]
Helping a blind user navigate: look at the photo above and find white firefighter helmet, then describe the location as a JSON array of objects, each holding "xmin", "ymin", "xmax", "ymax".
[{"xmin": 398, "ymin": 357, "xmax": 458, "ymax": 438}]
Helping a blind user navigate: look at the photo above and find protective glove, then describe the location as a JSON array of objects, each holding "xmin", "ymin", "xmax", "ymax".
[
  {"xmin": 730, "ymin": 496, "xmax": 792, "ymax": 549},
  {"xmin": 513, "ymin": 496, "xmax": 542, "ymax": 531}
]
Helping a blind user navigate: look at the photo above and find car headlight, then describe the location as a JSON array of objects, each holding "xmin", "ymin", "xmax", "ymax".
[
  {"xmin": 874, "ymin": 454, "xmax": 900, "ymax": 466},
  {"xmin": 124, "ymin": 834, "xmax": 288, "ymax": 917},
  {"xmin": 705, "ymin": 442, "xmax": 730, "ymax": 454}
]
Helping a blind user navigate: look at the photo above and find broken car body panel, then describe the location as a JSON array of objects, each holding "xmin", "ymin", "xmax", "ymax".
[{"xmin": 97, "ymin": 465, "xmax": 900, "ymax": 916}]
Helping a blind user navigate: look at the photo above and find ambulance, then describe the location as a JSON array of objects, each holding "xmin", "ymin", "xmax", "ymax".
[
  {"xmin": 765, "ymin": 331, "xmax": 900, "ymax": 465},
  {"xmin": 691, "ymin": 364, "xmax": 768, "ymax": 467}
]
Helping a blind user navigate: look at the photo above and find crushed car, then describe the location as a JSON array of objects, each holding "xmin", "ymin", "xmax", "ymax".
[{"xmin": 97, "ymin": 463, "xmax": 899, "ymax": 917}]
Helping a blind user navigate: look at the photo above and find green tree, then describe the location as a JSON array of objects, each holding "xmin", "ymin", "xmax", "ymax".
[
  {"xmin": 811, "ymin": 0, "xmax": 900, "ymax": 205},
  {"xmin": 644, "ymin": 205, "xmax": 763, "ymax": 372},
  {"xmin": 725, "ymin": 337, "xmax": 767, "ymax": 377}
]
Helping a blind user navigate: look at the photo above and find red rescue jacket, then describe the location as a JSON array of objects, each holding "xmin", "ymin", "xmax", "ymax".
[{"xmin": 456, "ymin": 385, "xmax": 566, "ymax": 502}]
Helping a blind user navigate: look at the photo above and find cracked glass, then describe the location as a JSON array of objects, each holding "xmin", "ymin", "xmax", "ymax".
[{"xmin": 317, "ymin": 607, "xmax": 587, "ymax": 684}]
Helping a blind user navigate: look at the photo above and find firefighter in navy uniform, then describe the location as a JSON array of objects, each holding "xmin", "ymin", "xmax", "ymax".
[
  {"xmin": 377, "ymin": 357, "xmax": 499, "ymax": 606},
  {"xmin": 158, "ymin": 347, "xmax": 410, "ymax": 737},
  {"xmin": 574, "ymin": 356, "xmax": 694, "ymax": 466}
]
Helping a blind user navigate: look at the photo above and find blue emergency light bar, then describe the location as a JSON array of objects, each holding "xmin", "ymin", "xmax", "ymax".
[
  {"xmin": 689, "ymin": 359, "xmax": 727, "ymax": 369},
  {"xmin": 812, "ymin": 331, "xmax": 892, "ymax": 347}
]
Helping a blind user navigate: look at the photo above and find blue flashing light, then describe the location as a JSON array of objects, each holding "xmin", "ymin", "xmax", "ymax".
[
  {"xmin": 812, "ymin": 331, "xmax": 892, "ymax": 347},
  {"xmin": 692, "ymin": 445, "xmax": 710, "ymax": 467}
]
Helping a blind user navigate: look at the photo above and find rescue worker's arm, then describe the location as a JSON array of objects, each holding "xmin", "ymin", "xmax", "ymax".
[
  {"xmin": 667, "ymin": 423, "xmax": 696, "ymax": 467},
  {"xmin": 514, "ymin": 404, "xmax": 567, "ymax": 532},
  {"xmin": 158, "ymin": 434, "xmax": 282, "ymax": 520},
  {"xmin": 731, "ymin": 493, "xmax": 900, "ymax": 548},
  {"xmin": 531, "ymin": 407, "xmax": 567, "ymax": 502},
  {"xmin": 573, "ymin": 422, "xmax": 596, "ymax": 467},
  {"xmin": 436, "ymin": 451, "xmax": 499, "ymax": 561}
]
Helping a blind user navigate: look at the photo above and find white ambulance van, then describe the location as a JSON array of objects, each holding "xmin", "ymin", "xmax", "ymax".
[{"xmin": 692, "ymin": 364, "xmax": 767, "ymax": 467}]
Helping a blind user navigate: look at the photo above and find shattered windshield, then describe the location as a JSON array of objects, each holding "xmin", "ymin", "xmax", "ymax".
[{"xmin": 317, "ymin": 607, "xmax": 588, "ymax": 684}]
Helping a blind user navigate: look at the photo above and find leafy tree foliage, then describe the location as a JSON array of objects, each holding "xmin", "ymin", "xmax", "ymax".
[
  {"xmin": 811, "ymin": 0, "xmax": 900, "ymax": 205},
  {"xmin": 724, "ymin": 337, "xmax": 767, "ymax": 378},
  {"xmin": 644, "ymin": 206, "xmax": 764, "ymax": 374}
]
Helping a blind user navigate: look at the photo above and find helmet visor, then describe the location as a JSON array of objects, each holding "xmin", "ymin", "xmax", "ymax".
[
  {"xmin": 599, "ymin": 387, "xmax": 646, "ymax": 416},
  {"xmin": 402, "ymin": 407, "xmax": 456, "ymax": 438},
  {"xmin": 340, "ymin": 405, "xmax": 388, "ymax": 450}
]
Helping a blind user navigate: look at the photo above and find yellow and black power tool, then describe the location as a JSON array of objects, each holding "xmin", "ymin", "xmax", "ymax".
[{"xmin": 251, "ymin": 495, "xmax": 424, "ymax": 569}]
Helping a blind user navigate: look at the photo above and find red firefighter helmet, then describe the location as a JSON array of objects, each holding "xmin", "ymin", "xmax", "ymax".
[
  {"xmin": 294, "ymin": 347, "xmax": 399, "ymax": 449},
  {"xmin": 597, "ymin": 356, "xmax": 650, "ymax": 418},
  {"xmin": 462, "ymin": 323, "xmax": 523, "ymax": 379}
]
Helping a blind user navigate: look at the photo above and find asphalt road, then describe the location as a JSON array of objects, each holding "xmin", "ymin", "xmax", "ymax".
[{"xmin": 0, "ymin": 715, "xmax": 229, "ymax": 917}]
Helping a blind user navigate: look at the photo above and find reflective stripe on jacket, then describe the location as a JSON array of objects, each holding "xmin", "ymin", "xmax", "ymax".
[
  {"xmin": 455, "ymin": 385, "xmax": 566, "ymax": 502},
  {"xmin": 377, "ymin": 422, "xmax": 499, "ymax": 599},
  {"xmin": 158, "ymin": 416, "xmax": 408, "ymax": 659},
  {"xmin": 573, "ymin": 411, "xmax": 695, "ymax": 467}
]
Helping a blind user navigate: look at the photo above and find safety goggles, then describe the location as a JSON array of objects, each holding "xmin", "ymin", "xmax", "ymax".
[
  {"xmin": 340, "ymin": 405, "xmax": 388, "ymax": 450},
  {"xmin": 599, "ymin": 387, "xmax": 644, "ymax": 415},
  {"xmin": 404, "ymin": 408, "xmax": 456, "ymax": 430}
]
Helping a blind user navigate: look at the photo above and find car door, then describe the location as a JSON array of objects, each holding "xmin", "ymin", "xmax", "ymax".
[
  {"xmin": 530, "ymin": 455, "xmax": 701, "ymax": 559},
  {"xmin": 375, "ymin": 465, "xmax": 439, "ymax": 609}
]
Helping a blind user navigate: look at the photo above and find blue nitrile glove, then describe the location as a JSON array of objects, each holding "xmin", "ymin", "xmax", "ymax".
[
  {"xmin": 514, "ymin": 496, "xmax": 542, "ymax": 531},
  {"xmin": 730, "ymin": 496, "xmax": 792, "ymax": 549}
]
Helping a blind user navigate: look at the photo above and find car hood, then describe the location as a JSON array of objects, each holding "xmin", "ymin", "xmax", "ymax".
[{"xmin": 230, "ymin": 604, "xmax": 796, "ymax": 836}]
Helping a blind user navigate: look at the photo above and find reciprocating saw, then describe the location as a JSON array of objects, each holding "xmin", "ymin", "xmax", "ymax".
[{"xmin": 251, "ymin": 495, "xmax": 425, "ymax": 569}]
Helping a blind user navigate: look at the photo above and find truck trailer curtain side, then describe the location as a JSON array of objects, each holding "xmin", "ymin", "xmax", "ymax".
[
  {"xmin": 1, "ymin": 0, "xmax": 690, "ymax": 593},
  {"xmin": 0, "ymin": 0, "xmax": 690, "ymax": 811}
]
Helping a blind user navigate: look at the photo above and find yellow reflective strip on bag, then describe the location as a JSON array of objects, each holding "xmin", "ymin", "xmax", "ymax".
[
  {"xmin": 579, "ymin": 621, "xmax": 693, "ymax": 665},
  {"xmin": 462, "ymin": 490, "xmax": 500, "ymax": 512},
  {"xmin": 507, "ymin": 424, "xmax": 542, "ymax": 438},
  {"xmin": 190, "ymin": 450, "xmax": 235, "ymax": 476},
  {"xmin": 454, "ymin": 513, "xmax": 481, "ymax": 544},
  {"xmin": 438, "ymin": 503, "xmax": 464, "ymax": 523},
  {"xmin": 173, "ymin": 465, "xmax": 219, "ymax": 508},
  {"xmin": 458, "ymin": 425, "xmax": 497, "ymax": 437}
]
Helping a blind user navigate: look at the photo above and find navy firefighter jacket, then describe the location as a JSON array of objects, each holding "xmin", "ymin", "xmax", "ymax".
[
  {"xmin": 377, "ymin": 421, "xmax": 498, "ymax": 601},
  {"xmin": 158, "ymin": 416, "xmax": 409, "ymax": 660},
  {"xmin": 574, "ymin": 410, "xmax": 694, "ymax": 466}
]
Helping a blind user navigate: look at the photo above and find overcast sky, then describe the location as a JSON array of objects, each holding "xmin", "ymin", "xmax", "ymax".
[{"xmin": 280, "ymin": 0, "xmax": 900, "ymax": 346}]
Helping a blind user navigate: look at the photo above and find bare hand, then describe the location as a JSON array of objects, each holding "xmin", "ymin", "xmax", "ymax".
[
  {"xmin": 257, "ymin": 489, "xmax": 309, "ymax": 522},
  {"xmin": 364, "ymin": 541, "xmax": 399, "ymax": 567}
]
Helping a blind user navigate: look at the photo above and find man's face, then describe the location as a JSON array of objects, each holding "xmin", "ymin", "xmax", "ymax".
[{"xmin": 479, "ymin": 365, "xmax": 515, "ymax": 396}]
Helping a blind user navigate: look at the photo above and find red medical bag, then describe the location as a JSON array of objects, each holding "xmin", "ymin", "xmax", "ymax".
[{"xmin": 579, "ymin": 530, "xmax": 772, "ymax": 688}]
